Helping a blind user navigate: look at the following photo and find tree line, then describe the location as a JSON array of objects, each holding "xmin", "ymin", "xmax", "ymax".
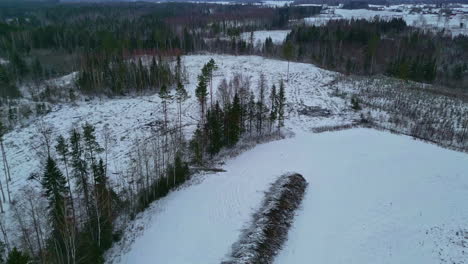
[{"xmin": 281, "ymin": 18, "xmax": 467, "ymax": 89}]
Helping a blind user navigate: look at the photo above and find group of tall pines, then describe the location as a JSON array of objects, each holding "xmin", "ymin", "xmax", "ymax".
[{"xmin": 191, "ymin": 60, "xmax": 286, "ymax": 165}]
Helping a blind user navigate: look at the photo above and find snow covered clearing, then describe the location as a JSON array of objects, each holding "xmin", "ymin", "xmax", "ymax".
[
  {"xmin": 240, "ymin": 30, "xmax": 291, "ymax": 45},
  {"xmin": 305, "ymin": 5, "xmax": 468, "ymax": 36},
  {"xmin": 1, "ymin": 54, "xmax": 350, "ymax": 236},
  {"xmin": 107, "ymin": 128, "xmax": 468, "ymax": 264},
  {"xmin": 4, "ymin": 53, "xmax": 467, "ymax": 264},
  {"xmin": 259, "ymin": 1, "xmax": 293, "ymax": 7}
]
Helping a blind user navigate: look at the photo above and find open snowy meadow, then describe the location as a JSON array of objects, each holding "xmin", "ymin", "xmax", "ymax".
[{"xmin": 107, "ymin": 128, "xmax": 468, "ymax": 264}]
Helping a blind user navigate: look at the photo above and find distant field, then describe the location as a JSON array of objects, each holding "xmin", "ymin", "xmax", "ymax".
[{"xmin": 304, "ymin": 4, "xmax": 468, "ymax": 36}]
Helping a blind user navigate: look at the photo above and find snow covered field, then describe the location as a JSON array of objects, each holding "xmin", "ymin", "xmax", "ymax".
[
  {"xmin": 107, "ymin": 128, "xmax": 468, "ymax": 264},
  {"xmin": 240, "ymin": 30, "xmax": 291, "ymax": 45},
  {"xmin": 4, "ymin": 54, "xmax": 467, "ymax": 264},
  {"xmin": 2, "ymin": 54, "xmax": 349, "ymax": 224},
  {"xmin": 305, "ymin": 5, "xmax": 468, "ymax": 36}
]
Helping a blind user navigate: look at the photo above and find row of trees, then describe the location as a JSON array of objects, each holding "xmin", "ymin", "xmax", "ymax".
[
  {"xmin": 0, "ymin": 2, "xmax": 318, "ymax": 98},
  {"xmin": 76, "ymin": 53, "xmax": 182, "ymax": 95}
]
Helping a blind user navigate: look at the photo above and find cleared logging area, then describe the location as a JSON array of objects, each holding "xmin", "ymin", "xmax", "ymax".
[{"xmin": 222, "ymin": 173, "xmax": 307, "ymax": 264}]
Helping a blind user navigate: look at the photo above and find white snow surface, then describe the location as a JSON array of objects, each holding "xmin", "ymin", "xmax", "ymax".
[
  {"xmin": 107, "ymin": 129, "xmax": 468, "ymax": 264},
  {"xmin": 305, "ymin": 5, "xmax": 468, "ymax": 36},
  {"xmin": 259, "ymin": 1, "xmax": 293, "ymax": 7},
  {"xmin": 4, "ymin": 53, "xmax": 467, "ymax": 264},
  {"xmin": 3, "ymin": 54, "xmax": 348, "ymax": 226},
  {"xmin": 240, "ymin": 30, "xmax": 291, "ymax": 45}
]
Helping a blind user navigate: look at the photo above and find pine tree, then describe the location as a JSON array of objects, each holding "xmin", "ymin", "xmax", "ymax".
[
  {"xmin": 195, "ymin": 71, "xmax": 208, "ymax": 124},
  {"xmin": 173, "ymin": 154, "xmax": 189, "ymax": 186},
  {"xmin": 93, "ymin": 159, "xmax": 113, "ymax": 250},
  {"xmin": 206, "ymin": 102, "xmax": 223, "ymax": 155},
  {"xmin": 175, "ymin": 55, "xmax": 182, "ymax": 84},
  {"xmin": 159, "ymin": 84, "xmax": 172, "ymax": 186},
  {"xmin": 6, "ymin": 247, "xmax": 29, "ymax": 264},
  {"xmin": 227, "ymin": 93, "xmax": 241, "ymax": 146},
  {"xmin": 0, "ymin": 120, "xmax": 11, "ymax": 205},
  {"xmin": 256, "ymin": 73, "xmax": 268, "ymax": 135},
  {"xmin": 55, "ymin": 135, "xmax": 76, "ymax": 227},
  {"xmin": 42, "ymin": 157, "xmax": 69, "ymax": 263},
  {"xmin": 277, "ymin": 80, "xmax": 286, "ymax": 133},
  {"xmin": 269, "ymin": 84, "xmax": 278, "ymax": 132},
  {"xmin": 189, "ymin": 125, "xmax": 204, "ymax": 165},
  {"xmin": 175, "ymin": 81, "xmax": 189, "ymax": 144},
  {"xmin": 69, "ymin": 128, "xmax": 92, "ymax": 223},
  {"xmin": 248, "ymin": 91, "xmax": 256, "ymax": 136},
  {"xmin": 282, "ymin": 42, "xmax": 294, "ymax": 82},
  {"xmin": 206, "ymin": 59, "xmax": 218, "ymax": 108},
  {"xmin": 83, "ymin": 123, "xmax": 103, "ymax": 176}
]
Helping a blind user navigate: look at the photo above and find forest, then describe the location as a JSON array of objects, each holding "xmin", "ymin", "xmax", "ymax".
[
  {"xmin": 283, "ymin": 18, "xmax": 468, "ymax": 89},
  {"xmin": 0, "ymin": 1, "xmax": 467, "ymax": 263}
]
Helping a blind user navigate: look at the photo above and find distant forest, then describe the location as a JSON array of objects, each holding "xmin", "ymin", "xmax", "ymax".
[
  {"xmin": 0, "ymin": 2, "xmax": 320, "ymax": 97},
  {"xmin": 284, "ymin": 18, "xmax": 468, "ymax": 89}
]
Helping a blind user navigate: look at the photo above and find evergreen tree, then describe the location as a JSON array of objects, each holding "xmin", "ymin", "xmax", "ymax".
[
  {"xmin": 70, "ymin": 128, "xmax": 92, "ymax": 223},
  {"xmin": 282, "ymin": 41, "xmax": 294, "ymax": 82},
  {"xmin": 0, "ymin": 65, "xmax": 21, "ymax": 98},
  {"xmin": 170, "ymin": 153, "xmax": 189, "ymax": 186},
  {"xmin": 93, "ymin": 159, "xmax": 113, "ymax": 250},
  {"xmin": 83, "ymin": 123, "xmax": 103, "ymax": 181},
  {"xmin": 206, "ymin": 102, "xmax": 223, "ymax": 155},
  {"xmin": 32, "ymin": 58, "xmax": 43, "ymax": 82},
  {"xmin": 10, "ymin": 52, "xmax": 28, "ymax": 79},
  {"xmin": 42, "ymin": 157, "xmax": 69, "ymax": 263},
  {"xmin": 175, "ymin": 81, "xmax": 189, "ymax": 143},
  {"xmin": 248, "ymin": 91, "xmax": 256, "ymax": 136},
  {"xmin": 269, "ymin": 84, "xmax": 278, "ymax": 132},
  {"xmin": 256, "ymin": 73, "xmax": 268, "ymax": 135},
  {"xmin": 277, "ymin": 80, "xmax": 286, "ymax": 133},
  {"xmin": 175, "ymin": 55, "xmax": 182, "ymax": 83},
  {"xmin": 55, "ymin": 135, "xmax": 77, "ymax": 226},
  {"xmin": 189, "ymin": 125, "xmax": 204, "ymax": 165},
  {"xmin": 6, "ymin": 248, "xmax": 29, "ymax": 264},
  {"xmin": 205, "ymin": 59, "xmax": 218, "ymax": 108},
  {"xmin": 195, "ymin": 71, "xmax": 208, "ymax": 124},
  {"xmin": 0, "ymin": 241, "xmax": 5, "ymax": 263},
  {"xmin": 227, "ymin": 94, "xmax": 241, "ymax": 146}
]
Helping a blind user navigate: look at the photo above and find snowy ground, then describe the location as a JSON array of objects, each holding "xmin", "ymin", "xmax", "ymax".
[
  {"xmin": 240, "ymin": 30, "xmax": 291, "ymax": 45},
  {"xmin": 259, "ymin": 1, "xmax": 293, "ymax": 7},
  {"xmin": 4, "ymin": 53, "xmax": 467, "ymax": 264},
  {"xmin": 107, "ymin": 128, "xmax": 468, "ymax": 264},
  {"xmin": 304, "ymin": 5, "xmax": 468, "ymax": 36},
  {"xmin": 2, "ymin": 54, "xmax": 349, "ymax": 227}
]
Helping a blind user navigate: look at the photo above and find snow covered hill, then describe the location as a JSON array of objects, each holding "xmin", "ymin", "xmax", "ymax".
[{"xmin": 106, "ymin": 128, "xmax": 468, "ymax": 264}]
